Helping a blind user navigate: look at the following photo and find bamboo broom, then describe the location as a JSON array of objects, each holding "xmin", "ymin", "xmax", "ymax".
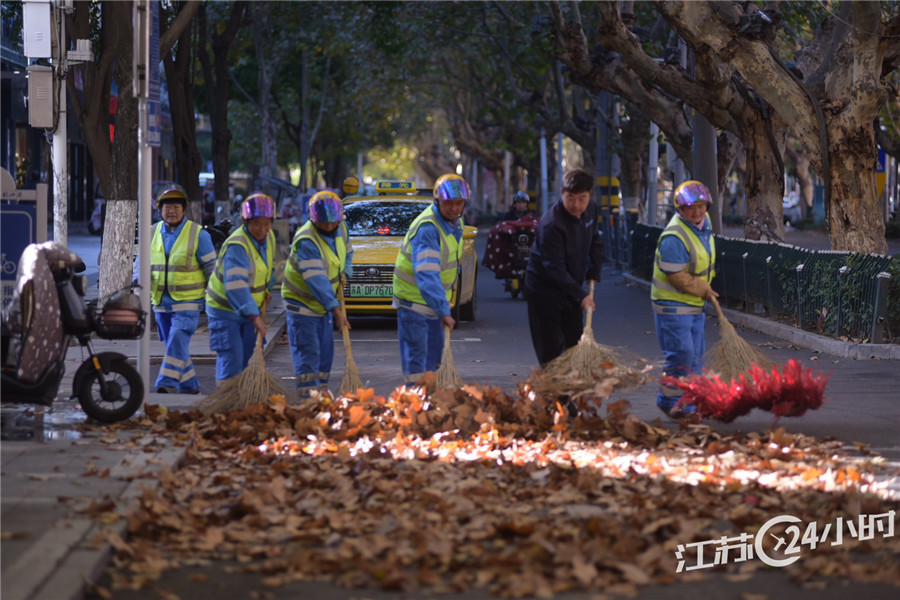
[
  {"xmin": 538, "ymin": 281, "xmax": 651, "ymax": 398},
  {"xmin": 435, "ymin": 325, "xmax": 464, "ymax": 389},
  {"xmin": 542, "ymin": 281, "xmax": 620, "ymax": 379},
  {"xmin": 199, "ymin": 306, "xmax": 289, "ymax": 414},
  {"xmin": 337, "ymin": 285, "xmax": 363, "ymax": 394},
  {"xmin": 704, "ymin": 295, "xmax": 774, "ymax": 382}
]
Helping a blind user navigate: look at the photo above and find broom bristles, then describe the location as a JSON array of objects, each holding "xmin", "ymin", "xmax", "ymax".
[
  {"xmin": 199, "ymin": 334, "xmax": 289, "ymax": 414},
  {"xmin": 435, "ymin": 326, "xmax": 463, "ymax": 389},
  {"xmin": 706, "ymin": 296, "xmax": 773, "ymax": 382},
  {"xmin": 538, "ymin": 294, "xmax": 651, "ymax": 399},
  {"xmin": 340, "ymin": 327, "xmax": 364, "ymax": 393}
]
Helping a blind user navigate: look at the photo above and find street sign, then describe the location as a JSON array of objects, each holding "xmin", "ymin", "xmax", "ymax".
[
  {"xmin": 146, "ymin": 2, "xmax": 161, "ymax": 147},
  {"xmin": 0, "ymin": 205, "xmax": 37, "ymax": 308}
]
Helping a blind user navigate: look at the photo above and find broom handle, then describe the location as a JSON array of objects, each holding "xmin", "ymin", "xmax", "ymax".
[
  {"xmin": 709, "ymin": 295, "xmax": 726, "ymax": 321},
  {"xmin": 584, "ymin": 280, "xmax": 595, "ymax": 330},
  {"xmin": 444, "ymin": 325, "xmax": 452, "ymax": 349},
  {"xmin": 337, "ymin": 282, "xmax": 354, "ymax": 360},
  {"xmin": 256, "ymin": 302, "xmax": 266, "ymax": 348}
]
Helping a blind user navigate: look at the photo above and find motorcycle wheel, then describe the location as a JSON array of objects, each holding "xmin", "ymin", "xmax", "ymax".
[{"xmin": 76, "ymin": 358, "xmax": 144, "ymax": 423}]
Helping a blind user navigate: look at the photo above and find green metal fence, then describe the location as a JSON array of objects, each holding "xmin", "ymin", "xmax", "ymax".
[{"xmin": 630, "ymin": 224, "xmax": 897, "ymax": 344}]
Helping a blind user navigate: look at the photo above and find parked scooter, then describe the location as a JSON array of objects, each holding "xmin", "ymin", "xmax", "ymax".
[
  {"xmin": 203, "ymin": 217, "xmax": 233, "ymax": 252},
  {"xmin": 1, "ymin": 242, "xmax": 146, "ymax": 423},
  {"xmin": 504, "ymin": 228, "xmax": 535, "ymax": 299}
]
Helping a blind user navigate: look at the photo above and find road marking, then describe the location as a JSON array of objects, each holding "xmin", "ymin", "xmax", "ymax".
[{"xmin": 335, "ymin": 338, "xmax": 482, "ymax": 343}]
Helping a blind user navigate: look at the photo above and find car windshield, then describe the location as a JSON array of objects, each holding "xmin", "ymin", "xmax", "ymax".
[{"xmin": 344, "ymin": 201, "xmax": 430, "ymax": 236}]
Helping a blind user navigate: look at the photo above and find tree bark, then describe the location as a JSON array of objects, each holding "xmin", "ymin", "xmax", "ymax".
[
  {"xmin": 198, "ymin": 2, "xmax": 248, "ymax": 216},
  {"xmin": 657, "ymin": 0, "xmax": 891, "ymax": 252},
  {"xmin": 99, "ymin": 1, "xmax": 139, "ymax": 299},
  {"xmin": 161, "ymin": 1, "xmax": 203, "ymax": 223},
  {"xmin": 250, "ymin": 3, "xmax": 280, "ymax": 182}
]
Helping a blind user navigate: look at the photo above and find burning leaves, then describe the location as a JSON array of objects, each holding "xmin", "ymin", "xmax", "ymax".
[{"xmin": 103, "ymin": 382, "xmax": 899, "ymax": 596}]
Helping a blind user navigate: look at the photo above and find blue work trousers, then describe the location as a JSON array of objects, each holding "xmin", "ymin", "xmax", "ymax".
[
  {"xmin": 208, "ymin": 317, "xmax": 259, "ymax": 381},
  {"xmin": 286, "ymin": 311, "xmax": 334, "ymax": 395},
  {"xmin": 154, "ymin": 310, "xmax": 200, "ymax": 393},
  {"xmin": 654, "ymin": 311, "xmax": 706, "ymax": 410},
  {"xmin": 397, "ymin": 307, "xmax": 443, "ymax": 382}
]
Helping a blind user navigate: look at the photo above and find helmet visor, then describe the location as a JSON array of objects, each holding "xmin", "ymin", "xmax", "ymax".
[
  {"xmin": 241, "ymin": 194, "xmax": 275, "ymax": 220},
  {"xmin": 435, "ymin": 178, "xmax": 471, "ymax": 202},
  {"xmin": 311, "ymin": 197, "xmax": 343, "ymax": 223},
  {"xmin": 675, "ymin": 181, "xmax": 711, "ymax": 207}
]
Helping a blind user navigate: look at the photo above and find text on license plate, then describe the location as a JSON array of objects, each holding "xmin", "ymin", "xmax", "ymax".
[{"xmin": 350, "ymin": 284, "xmax": 392, "ymax": 297}]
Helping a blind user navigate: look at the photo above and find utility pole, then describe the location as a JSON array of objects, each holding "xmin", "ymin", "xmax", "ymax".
[
  {"xmin": 134, "ymin": 0, "xmax": 161, "ymax": 397},
  {"xmin": 51, "ymin": 2, "xmax": 67, "ymax": 247},
  {"xmin": 23, "ymin": 0, "xmax": 93, "ymax": 245}
]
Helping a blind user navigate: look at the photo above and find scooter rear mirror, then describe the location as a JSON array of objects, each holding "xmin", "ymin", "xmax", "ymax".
[
  {"xmin": 74, "ymin": 260, "xmax": 86, "ymax": 273},
  {"xmin": 72, "ymin": 274, "xmax": 89, "ymax": 296}
]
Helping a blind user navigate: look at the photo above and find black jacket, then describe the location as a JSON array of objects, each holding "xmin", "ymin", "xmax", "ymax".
[{"xmin": 525, "ymin": 199, "xmax": 603, "ymax": 304}]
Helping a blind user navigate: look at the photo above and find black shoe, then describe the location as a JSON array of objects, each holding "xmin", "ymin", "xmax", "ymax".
[
  {"xmin": 184, "ymin": 389, "xmax": 201, "ymax": 395},
  {"xmin": 156, "ymin": 386, "xmax": 177, "ymax": 394}
]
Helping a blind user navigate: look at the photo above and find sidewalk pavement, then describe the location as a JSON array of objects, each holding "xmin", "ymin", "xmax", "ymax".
[
  {"xmin": 2, "ymin": 296, "xmax": 288, "ymax": 600},
  {"xmin": 2, "ymin": 247, "xmax": 897, "ymax": 600}
]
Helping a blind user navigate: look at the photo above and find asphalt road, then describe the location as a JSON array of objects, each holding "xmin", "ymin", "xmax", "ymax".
[{"xmin": 12, "ymin": 227, "xmax": 898, "ymax": 600}]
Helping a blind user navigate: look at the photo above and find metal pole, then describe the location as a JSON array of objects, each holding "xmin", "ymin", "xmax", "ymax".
[
  {"xmin": 52, "ymin": 2, "xmax": 67, "ymax": 245},
  {"xmin": 504, "ymin": 150, "xmax": 512, "ymax": 214},
  {"xmin": 357, "ymin": 152, "xmax": 363, "ymax": 186},
  {"xmin": 471, "ymin": 158, "xmax": 479, "ymax": 215},
  {"xmin": 648, "ymin": 122, "xmax": 659, "ymax": 226},
  {"xmin": 540, "ymin": 128, "xmax": 548, "ymax": 215},
  {"xmin": 138, "ymin": 101, "xmax": 151, "ymax": 395},
  {"xmin": 870, "ymin": 271, "xmax": 891, "ymax": 343},
  {"xmin": 134, "ymin": 0, "xmax": 152, "ymax": 397},
  {"xmin": 556, "ymin": 132, "xmax": 563, "ymax": 194}
]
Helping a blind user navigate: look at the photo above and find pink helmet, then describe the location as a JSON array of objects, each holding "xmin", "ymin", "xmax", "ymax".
[
  {"xmin": 674, "ymin": 181, "xmax": 712, "ymax": 207},
  {"xmin": 308, "ymin": 191, "xmax": 343, "ymax": 224},
  {"xmin": 241, "ymin": 192, "xmax": 276, "ymax": 220}
]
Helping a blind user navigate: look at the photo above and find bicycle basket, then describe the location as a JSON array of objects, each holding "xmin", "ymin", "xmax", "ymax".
[{"xmin": 94, "ymin": 290, "xmax": 146, "ymax": 340}]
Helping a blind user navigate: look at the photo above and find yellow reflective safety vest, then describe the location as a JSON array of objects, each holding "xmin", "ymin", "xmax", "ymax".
[
  {"xmin": 651, "ymin": 213, "xmax": 715, "ymax": 309},
  {"xmin": 393, "ymin": 207, "xmax": 461, "ymax": 310},
  {"xmin": 149, "ymin": 220, "xmax": 208, "ymax": 304},
  {"xmin": 281, "ymin": 221, "xmax": 349, "ymax": 314},
  {"xmin": 206, "ymin": 227, "xmax": 275, "ymax": 312}
]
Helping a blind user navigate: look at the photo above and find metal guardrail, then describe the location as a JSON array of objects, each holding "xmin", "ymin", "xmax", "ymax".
[{"xmin": 630, "ymin": 224, "xmax": 897, "ymax": 344}]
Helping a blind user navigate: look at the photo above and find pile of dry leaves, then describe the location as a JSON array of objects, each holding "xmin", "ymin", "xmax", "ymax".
[{"xmin": 101, "ymin": 377, "xmax": 899, "ymax": 597}]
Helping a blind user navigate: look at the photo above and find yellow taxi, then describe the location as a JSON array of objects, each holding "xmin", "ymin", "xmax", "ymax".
[{"xmin": 342, "ymin": 181, "xmax": 478, "ymax": 320}]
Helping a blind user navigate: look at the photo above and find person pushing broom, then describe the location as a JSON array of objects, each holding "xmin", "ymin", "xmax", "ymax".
[
  {"xmin": 393, "ymin": 173, "xmax": 469, "ymax": 384},
  {"xmin": 650, "ymin": 180, "xmax": 718, "ymax": 418},
  {"xmin": 205, "ymin": 192, "xmax": 277, "ymax": 383},
  {"xmin": 525, "ymin": 168, "xmax": 604, "ymax": 367},
  {"xmin": 281, "ymin": 190, "xmax": 353, "ymax": 398}
]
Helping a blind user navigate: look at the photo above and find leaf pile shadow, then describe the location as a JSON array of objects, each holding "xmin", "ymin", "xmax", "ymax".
[{"xmin": 107, "ymin": 378, "xmax": 900, "ymax": 597}]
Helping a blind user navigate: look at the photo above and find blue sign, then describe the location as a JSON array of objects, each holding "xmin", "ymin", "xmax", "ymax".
[
  {"xmin": 146, "ymin": 2, "xmax": 161, "ymax": 147},
  {"xmin": 1, "ymin": 204, "xmax": 37, "ymax": 307}
]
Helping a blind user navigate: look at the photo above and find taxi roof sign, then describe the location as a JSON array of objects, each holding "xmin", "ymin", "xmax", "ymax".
[{"xmin": 375, "ymin": 181, "xmax": 416, "ymax": 194}]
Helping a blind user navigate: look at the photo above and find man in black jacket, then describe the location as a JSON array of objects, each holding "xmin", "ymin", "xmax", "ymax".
[{"xmin": 525, "ymin": 169, "xmax": 604, "ymax": 366}]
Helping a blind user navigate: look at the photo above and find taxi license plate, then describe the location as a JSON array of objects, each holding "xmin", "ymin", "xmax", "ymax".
[{"xmin": 350, "ymin": 284, "xmax": 392, "ymax": 297}]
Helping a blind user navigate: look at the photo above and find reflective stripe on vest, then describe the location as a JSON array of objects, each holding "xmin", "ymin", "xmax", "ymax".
[
  {"xmin": 149, "ymin": 221, "xmax": 207, "ymax": 304},
  {"xmin": 393, "ymin": 209, "xmax": 461, "ymax": 308},
  {"xmin": 650, "ymin": 214, "xmax": 715, "ymax": 307},
  {"xmin": 206, "ymin": 228, "xmax": 274, "ymax": 312},
  {"xmin": 282, "ymin": 221, "xmax": 348, "ymax": 314}
]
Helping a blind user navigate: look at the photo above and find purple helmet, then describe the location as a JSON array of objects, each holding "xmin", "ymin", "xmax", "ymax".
[
  {"xmin": 308, "ymin": 191, "xmax": 343, "ymax": 224},
  {"xmin": 241, "ymin": 192, "xmax": 276, "ymax": 221},
  {"xmin": 674, "ymin": 181, "xmax": 712, "ymax": 207},
  {"xmin": 433, "ymin": 174, "xmax": 471, "ymax": 202}
]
